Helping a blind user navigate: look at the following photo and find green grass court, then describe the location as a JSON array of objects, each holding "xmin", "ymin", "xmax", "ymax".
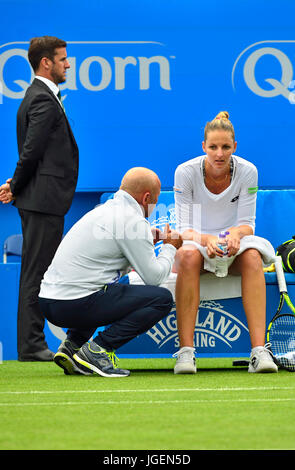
[{"xmin": 1, "ymin": 357, "xmax": 295, "ymax": 451}]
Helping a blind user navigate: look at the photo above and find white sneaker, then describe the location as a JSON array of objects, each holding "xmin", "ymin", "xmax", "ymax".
[
  {"xmin": 173, "ymin": 347, "xmax": 196, "ymax": 374},
  {"xmin": 248, "ymin": 343, "xmax": 278, "ymax": 373}
]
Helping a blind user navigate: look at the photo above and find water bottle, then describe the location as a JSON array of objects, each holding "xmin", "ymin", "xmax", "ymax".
[{"xmin": 215, "ymin": 231, "xmax": 229, "ymax": 278}]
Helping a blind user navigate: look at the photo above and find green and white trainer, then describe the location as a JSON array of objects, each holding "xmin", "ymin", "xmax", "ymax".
[
  {"xmin": 73, "ymin": 341, "xmax": 130, "ymax": 377},
  {"xmin": 54, "ymin": 339, "xmax": 93, "ymax": 376}
]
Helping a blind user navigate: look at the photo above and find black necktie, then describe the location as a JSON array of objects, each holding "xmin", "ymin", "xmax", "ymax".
[{"xmin": 57, "ymin": 90, "xmax": 65, "ymax": 112}]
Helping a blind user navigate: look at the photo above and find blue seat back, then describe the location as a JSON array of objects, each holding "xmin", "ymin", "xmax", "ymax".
[{"xmin": 3, "ymin": 234, "xmax": 23, "ymax": 263}]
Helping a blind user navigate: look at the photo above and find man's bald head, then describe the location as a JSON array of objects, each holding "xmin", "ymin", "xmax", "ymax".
[
  {"xmin": 120, "ymin": 167, "xmax": 161, "ymax": 217},
  {"xmin": 120, "ymin": 167, "xmax": 160, "ymax": 198}
]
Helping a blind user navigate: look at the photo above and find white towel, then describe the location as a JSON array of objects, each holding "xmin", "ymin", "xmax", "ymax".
[
  {"xmin": 184, "ymin": 235, "xmax": 276, "ymax": 274},
  {"xmin": 127, "ymin": 235, "xmax": 276, "ymax": 301}
]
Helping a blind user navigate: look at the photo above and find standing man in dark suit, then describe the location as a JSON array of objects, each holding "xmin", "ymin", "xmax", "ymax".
[{"xmin": 0, "ymin": 36, "xmax": 79, "ymax": 361}]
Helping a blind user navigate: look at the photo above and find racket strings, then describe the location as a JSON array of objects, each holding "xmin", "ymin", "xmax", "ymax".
[{"xmin": 269, "ymin": 314, "xmax": 295, "ymax": 371}]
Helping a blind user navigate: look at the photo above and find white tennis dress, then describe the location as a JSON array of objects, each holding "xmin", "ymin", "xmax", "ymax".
[
  {"xmin": 174, "ymin": 154, "xmax": 258, "ymax": 235},
  {"xmin": 173, "ymin": 154, "xmax": 275, "ymax": 273}
]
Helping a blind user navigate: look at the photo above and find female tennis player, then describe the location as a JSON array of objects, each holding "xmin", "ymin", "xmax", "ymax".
[{"xmin": 173, "ymin": 111, "xmax": 278, "ymax": 374}]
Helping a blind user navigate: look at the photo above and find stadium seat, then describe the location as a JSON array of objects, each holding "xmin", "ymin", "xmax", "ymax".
[{"xmin": 3, "ymin": 234, "xmax": 23, "ymax": 263}]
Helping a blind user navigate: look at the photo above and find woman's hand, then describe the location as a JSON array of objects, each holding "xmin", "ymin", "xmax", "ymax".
[
  {"xmin": 206, "ymin": 235, "xmax": 223, "ymax": 258},
  {"xmin": 226, "ymin": 229, "xmax": 241, "ymax": 256},
  {"xmin": 206, "ymin": 231, "xmax": 240, "ymax": 258}
]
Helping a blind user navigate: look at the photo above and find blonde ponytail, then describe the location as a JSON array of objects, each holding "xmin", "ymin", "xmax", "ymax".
[
  {"xmin": 204, "ymin": 111, "xmax": 235, "ymax": 142},
  {"xmin": 214, "ymin": 111, "xmax": 229, "ymax": 121}
]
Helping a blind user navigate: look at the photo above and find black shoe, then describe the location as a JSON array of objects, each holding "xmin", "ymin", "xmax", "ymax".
[
  {"xmin": 18, "ymin": 348, "xmax": 55, "ymax": 362},
  {"xmin": 54, "ymin": 339, "xmax": 93, "ymax": 376},
  {"xmin": 73, "ymin": 341, "xmax": 130, "ymax": 377}
]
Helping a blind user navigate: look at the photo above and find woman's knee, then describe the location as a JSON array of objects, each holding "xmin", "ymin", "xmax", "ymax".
[
  {"xmin": 238, "ymin": 249, "xmax": 263, "ymax": 272},
  {"xmin": 175, "ymin": 246, "xmax": 203, "ymax": 272}
]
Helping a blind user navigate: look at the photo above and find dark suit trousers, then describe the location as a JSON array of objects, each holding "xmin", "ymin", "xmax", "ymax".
[
  {"xmin": 39, "ymin": 283, "xmax": 173, "ymax": 351},
  {"xmin": 17, "ymin": 209, "xmax": 64, "ymax": 358}
]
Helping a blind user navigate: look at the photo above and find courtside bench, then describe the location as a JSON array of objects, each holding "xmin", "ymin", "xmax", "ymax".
[
  {"xmin": 1, "ymin": 190, "xmax": 295, "ymax": 359},
  {"xmin": 99, "ymin": 189, "xmax": 295, "ymax": 358}
]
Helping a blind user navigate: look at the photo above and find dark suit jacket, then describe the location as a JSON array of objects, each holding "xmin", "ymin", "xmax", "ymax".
[{"xmin": 10, "ymin": 78, "xmax": 79, "ymax": 216}]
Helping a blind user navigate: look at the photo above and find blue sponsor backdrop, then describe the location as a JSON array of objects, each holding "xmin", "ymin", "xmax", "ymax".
[
  {"xmin": 0, "ymin": 0, "xmax": 295, "ymax": 191},
  {"xmin": 1, "ymin": 1, "xmax": 295, "ymax": 361}
]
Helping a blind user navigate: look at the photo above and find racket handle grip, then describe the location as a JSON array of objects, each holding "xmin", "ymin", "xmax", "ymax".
[{"xmin": 275, "ymin": 255, "xmax": 287, "ymax": 293}]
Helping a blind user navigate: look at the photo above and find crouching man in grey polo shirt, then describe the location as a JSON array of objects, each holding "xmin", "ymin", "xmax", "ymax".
[{"xmin": 39, "ymin": 167, "xmax": 182, "ymax": 377}]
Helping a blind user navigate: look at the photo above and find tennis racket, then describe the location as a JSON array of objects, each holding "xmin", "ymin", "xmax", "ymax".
[{"xmin": 266, "ymin": 256, "xmax": 295, "ymax": 371}]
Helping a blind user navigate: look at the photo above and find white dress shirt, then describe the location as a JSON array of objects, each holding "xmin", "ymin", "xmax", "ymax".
[
  {"xmin": 39, "ymin": 190, "xmax": 176, "ymax": 300},
  {"xmin": 35, "ymin": 76, "xmax": 64, "ymax": 109}
]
